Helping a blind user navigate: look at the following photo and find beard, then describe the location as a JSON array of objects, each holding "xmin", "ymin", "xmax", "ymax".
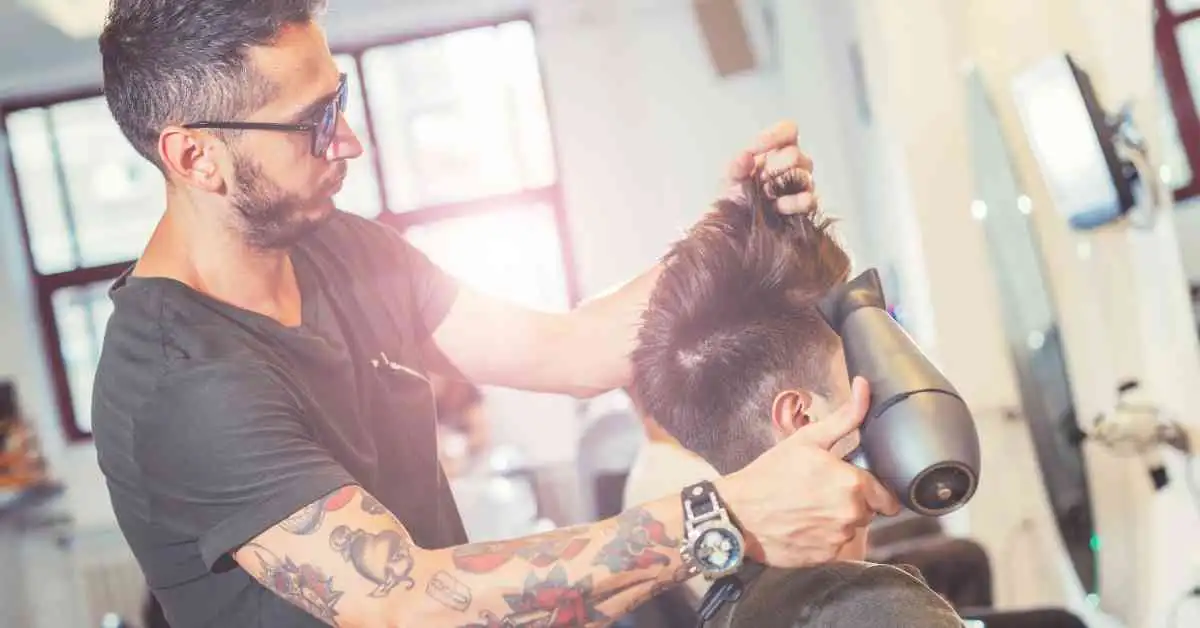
[{"xmin": 229, "ymin": 151, "xmax": 336, "ymax": 250}]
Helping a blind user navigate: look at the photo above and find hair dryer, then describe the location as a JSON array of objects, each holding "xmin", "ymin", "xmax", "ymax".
[{"xmin": 817, "ymin": 269, "xmax": 981, "ymax": 516}]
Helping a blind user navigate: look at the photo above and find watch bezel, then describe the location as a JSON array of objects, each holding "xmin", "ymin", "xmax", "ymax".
[{"xmin": 683, "ymin": 519, "xmax": 746, "ymax": 580}]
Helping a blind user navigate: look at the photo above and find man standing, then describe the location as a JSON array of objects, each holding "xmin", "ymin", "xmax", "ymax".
[{"xmin": 92, "ymin": 2, "xmax": 899, "ymax": 626}]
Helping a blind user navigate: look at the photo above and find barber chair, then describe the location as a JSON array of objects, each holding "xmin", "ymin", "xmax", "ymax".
[
  {"xmin": 866, "ymin": 512, "xmax": 993, "ymax": 610},
  {"xmin": 575, "ymin": 393, "xmax": 645, "ymax": 523},
  {"xmin": 867, "ymin": 513, "xmax": 1088, "ymax": 628}
]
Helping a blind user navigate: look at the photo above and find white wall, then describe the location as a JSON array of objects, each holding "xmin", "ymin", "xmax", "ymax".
[
  {"xmin": 1175, "ymin": 200, "xmax": 1200, "ymax": 282},
  {"xmin": 851, "ymin": 0, "xmax": 1200, "ymax": 627},
  {"xmin": 968, "ymin": 1, "xmax": 1200, "ymax": 625},
  {"xmin": 851, "ymin": 0, "xmax": 1051, "ymax": 614},
  {"xmin": 536, "ymin": 0, "xmax": 873, "ymax": 295},
  {"xmin": 536, "ymin": 0, "xmax": 783, "ymax": 296}
]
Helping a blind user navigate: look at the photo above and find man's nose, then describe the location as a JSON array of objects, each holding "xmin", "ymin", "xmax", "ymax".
[{"xmin": 326, "ymin": 113, "xmax": 364, "ymax": 161}]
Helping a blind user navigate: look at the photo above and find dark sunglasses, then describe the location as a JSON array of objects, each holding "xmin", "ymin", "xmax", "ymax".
[{"xmin": 184, "ymin": 73, "xmax": 348, "ymax": 157}]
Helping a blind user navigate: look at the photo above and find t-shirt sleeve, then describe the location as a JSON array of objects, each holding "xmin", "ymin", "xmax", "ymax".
[
  {"xmin": 385, "ymin": 227, "xmax": 460, "ymax": 339},
  {"xmin": 136, "ymin": 362, "xmax": 356, "ymax": 571}
]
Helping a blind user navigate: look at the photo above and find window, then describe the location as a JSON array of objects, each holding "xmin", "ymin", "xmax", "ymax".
[
  {"xmin": 332, "ymin": 54, "xmax": 384, "ymax": 220},
  {"xmin": 8, "ymin": 99, "xmax": 164, "ymax": 275},
  {"xmin": 405, "ymin": 202, "xmax": 570, "ymax": 312},
  {"xmin": 360, "ymin": 22, "xmax": 556, "ymax": 210},
  {"xmin": 51, "ymin": 280, "xmax": 114, "ymax": 434},
  {"xmin": 1, "ymin": 19, "xmax": 575, "ymax": 441},
  {"xmin": 1156, "ymin": 0, "xmax": 1200, "ymax": 199}
]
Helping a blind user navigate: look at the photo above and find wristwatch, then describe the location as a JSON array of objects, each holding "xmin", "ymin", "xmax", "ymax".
[{"xmin": 679, "ymin": 480, "xmax": 746, "ymax": 580}]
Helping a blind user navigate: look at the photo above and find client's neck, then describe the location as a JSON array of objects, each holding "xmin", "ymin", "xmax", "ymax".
[
  {"xmin": 642, "ymin": 416, "xmax": 680, "ymax": 445},
  {"xmin": 640, "ymin": 416, "xmax": 769, "ymax": 475}
]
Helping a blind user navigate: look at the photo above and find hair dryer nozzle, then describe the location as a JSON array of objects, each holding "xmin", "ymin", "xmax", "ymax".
[
  {"xmin": 822, "ymin": 269, "xmax": 982, "ymax": 517},
  {"xmin": 818, "ymin": 268, "xmax": 886, "ymax": 333}
]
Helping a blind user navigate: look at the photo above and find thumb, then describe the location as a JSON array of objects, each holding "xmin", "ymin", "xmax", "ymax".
[{"xmin": 794, "ymin": 377, "xmax": 870, "ymax": 450}]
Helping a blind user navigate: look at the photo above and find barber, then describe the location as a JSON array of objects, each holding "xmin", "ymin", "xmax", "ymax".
[{"xmin": 91, "ymin": 2, "xmax": 901, "ymax": 627}]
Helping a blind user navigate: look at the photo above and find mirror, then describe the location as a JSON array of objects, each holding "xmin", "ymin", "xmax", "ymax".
[{"xmin": 964, "ymin": 68, "xmax": 1099, "ymax": 595}]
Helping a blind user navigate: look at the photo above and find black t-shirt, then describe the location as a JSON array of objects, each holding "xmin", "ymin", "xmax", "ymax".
[
  {"xmin": 706, "ymin": 561, "xmax": 965, "ymax": 628},
  {"xmin": 92, "ymin": 211, "xmax": 468, "ymax": 627}
]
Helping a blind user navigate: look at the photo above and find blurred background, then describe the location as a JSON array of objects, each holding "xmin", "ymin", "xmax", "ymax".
[{"xmin": 0, "ymin": 0, "xmax": 1198, "ymax": 626}]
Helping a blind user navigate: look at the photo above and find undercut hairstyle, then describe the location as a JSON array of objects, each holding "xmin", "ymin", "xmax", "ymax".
[
  {"xmin": 99, "ymin": 0, "xmax": 328, "ymax": 170},
  {"xmin": 632, "ymin": 173, "xmax": 852, "ymax": 474}
]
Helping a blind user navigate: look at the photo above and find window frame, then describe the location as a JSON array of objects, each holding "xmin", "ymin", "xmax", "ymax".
[
  {"xmin": 0, "ymin": 14, "xmax": 580, "ymax": 442},
  {"xmin": 1156, "ymin": 0, "xmax": 1200, "ymax": 201}
]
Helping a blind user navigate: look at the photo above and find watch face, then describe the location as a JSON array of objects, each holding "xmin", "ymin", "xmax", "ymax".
[{"xmin": 692, "ymin": 527, "xmax": 742, "ymax": 572}]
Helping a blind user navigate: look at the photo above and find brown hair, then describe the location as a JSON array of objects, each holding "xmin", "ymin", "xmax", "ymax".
[{"xmin": 631, "ymin": 173, "xmax": 851, "ymax": 473}]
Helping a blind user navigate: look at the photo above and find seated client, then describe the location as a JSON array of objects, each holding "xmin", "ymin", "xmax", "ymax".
[{"xmin": 630, "ymin": 175, "xmax": 964, "ymax": 627}]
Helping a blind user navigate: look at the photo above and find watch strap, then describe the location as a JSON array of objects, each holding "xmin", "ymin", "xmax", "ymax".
[
  {"xmin": 680, "ymin": 481, "xmax": 720, "ymax": 578},
  {"xmin": 681, "ymin": 480, "xmax": 722, "ymax": 522}
]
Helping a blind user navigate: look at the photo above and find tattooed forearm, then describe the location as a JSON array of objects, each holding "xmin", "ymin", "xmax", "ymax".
[
  {"xmin": 241, "ymin": 543, "xmax": 345, "ymax": 626},
  {"xmin": 246, "ymin": 487, "xmax": 692, "ymax": 626},
  {"xmin": 280, "ymin": 486, "xmax": 358, "ymax": 535},
  {"xmin": 592, "ymin": 507, "xmax": 678, "ymax": 574},
  {"xmin": 452, "ymin": 526, "xmax": 592, "ymax": 574},
  {"xmin": 427, "ymin": 570, "xmax": 472, "ymax": 612},
  {"xmin": 330, "ymin": 525, "xmax": 417, "ymax": 597},
  {"xmin": 456, "ymin": 566, "xmax": 611, "ymax": 627},
  {"xmin": 628, "ymin": 562, "xmax": 698, "ymax": 610},
  {"xmin": 435, "ymin": 505, "xmax": 692, "ymax": 627}
]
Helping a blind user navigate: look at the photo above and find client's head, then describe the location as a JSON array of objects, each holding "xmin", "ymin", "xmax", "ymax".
[{"xmin": 632, "ymin": 177, "xmax": 851, "ymax": 474}]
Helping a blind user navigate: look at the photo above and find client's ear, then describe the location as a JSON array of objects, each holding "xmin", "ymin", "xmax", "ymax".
[{"xmin": 770, "ymin": 389, "xmax": 814, "ymax": 439}]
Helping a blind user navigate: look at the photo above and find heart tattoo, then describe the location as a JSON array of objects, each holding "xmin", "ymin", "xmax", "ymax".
[{"xmin": 329, "ymin": 525, "xmax": 416, "ymax": 597}]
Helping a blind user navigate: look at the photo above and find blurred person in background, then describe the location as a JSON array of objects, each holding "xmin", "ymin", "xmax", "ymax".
[{"xmin": 430, "ymin": 373, "xmax": 490, "ymax": 477}]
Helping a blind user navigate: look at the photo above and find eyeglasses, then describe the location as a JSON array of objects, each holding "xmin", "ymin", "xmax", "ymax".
[{"xmin": 183, "ymin": 73, "xmax": 349, "ymax": 157}]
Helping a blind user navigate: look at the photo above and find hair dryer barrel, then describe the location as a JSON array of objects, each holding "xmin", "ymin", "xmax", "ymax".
[{"xmin": 819, "ymin": 269, "xmax": 982, "ymax": 516}]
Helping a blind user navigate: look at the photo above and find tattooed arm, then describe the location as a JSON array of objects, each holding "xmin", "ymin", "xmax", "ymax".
[
  {"xmin": 235, "ymin": 380, "xmax": 905, "ymax": 626},
  {"xmin": 235, "ymin": 484, "xmax": 695, "ymax": 628}
]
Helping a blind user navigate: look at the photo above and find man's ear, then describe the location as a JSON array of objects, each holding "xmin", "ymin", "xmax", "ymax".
[
  {"xmin": 159, "ymin": 126, "xmax": 227, "ymax": 193},
  {"xmin": 770, "ymin": 389, "xmax": 813, "ymax": 439}
]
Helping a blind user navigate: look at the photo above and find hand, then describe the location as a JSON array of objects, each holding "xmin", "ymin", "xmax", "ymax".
[
  {"xmin": 717, "ymin": 377, "xmax": 901, "ymax": 568},
  {"xmin": 726, "ymin": 120, "xmax": 817, "ymax": 215}
]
